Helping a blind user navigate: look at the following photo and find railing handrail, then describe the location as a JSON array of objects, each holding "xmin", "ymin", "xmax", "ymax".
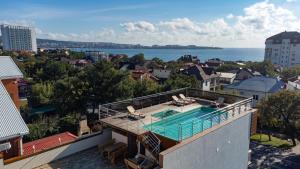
[
  {"xmin": 179, "ymin": 97, "xmax": 252, "ymax": 126},
  {"xmin": 101, "ymin": 87, "xmax": 188, "ymax": 108}
]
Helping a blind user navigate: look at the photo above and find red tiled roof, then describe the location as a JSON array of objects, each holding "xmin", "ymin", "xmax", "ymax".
[{"xmin": 22, "ymin": 132, "xmax": 77, "ymax": 156}]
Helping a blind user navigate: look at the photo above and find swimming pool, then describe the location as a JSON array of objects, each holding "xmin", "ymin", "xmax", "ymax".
[
  {"xmin": 152, "ymin": 110, "xmax": 179, "ymax": 119},
  {"xmin": 144, "ymin": 107, "xmax": 228, "ymax": 141}
]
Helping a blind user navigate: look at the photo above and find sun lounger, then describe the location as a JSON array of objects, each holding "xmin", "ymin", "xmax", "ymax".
[
  {"xmin": 172, "ymin": 95, "xmax": 188, "ymax": 106},
  {"xmin": 127, "ymin": 106, "xmax": 146, "ymax": 119},
  {"xmin": 179, "ymin": 94, "xmax": 196, "ymax": 103},
  {"xmin": 210, "ymin": 97, "xmax": 225, "ymax": 108}
]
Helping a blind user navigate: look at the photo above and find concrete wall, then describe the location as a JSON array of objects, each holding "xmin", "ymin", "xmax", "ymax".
[
  {"xmin": 112, "ymin": 131, "xmax": 127, "ymax": 144},
  {"xmin": 3, "ymin": 130, "xmax": 111, "ymax": 169},
  {"xmin": 161, "ymin": 113, "xmax": 251, "ymax": 169}
]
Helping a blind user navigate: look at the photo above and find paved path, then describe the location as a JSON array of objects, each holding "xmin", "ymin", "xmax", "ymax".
[
  {"xmin": 249, "ymin": 142, "xmax": 300, "ymax": 169},
  {"xmin": 35, "ymin": 148, "xmax": 126, "ymax": 169}
]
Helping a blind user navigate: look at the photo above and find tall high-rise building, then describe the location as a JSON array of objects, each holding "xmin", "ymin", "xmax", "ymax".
[
  {"xmin": 265, "ymin": 31, "xmax": 300, "ymax": 68},
  {"xmin": 1, "ymin": 24, "xmax": 37, "ymax": 52}
]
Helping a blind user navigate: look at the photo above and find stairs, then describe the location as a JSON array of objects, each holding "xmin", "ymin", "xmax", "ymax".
[{"xmin": 140, "ymin": 131, "xmax": 161, "ymax": 160}]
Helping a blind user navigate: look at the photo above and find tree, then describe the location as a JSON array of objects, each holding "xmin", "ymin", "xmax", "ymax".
[
  {"xmin": 246, "ymin": 61, "xmax": 276, "ymax": 77},
  {"xmin": 134, "ymin": 79, "xmax": 161, "ymax": 97},
  {"xmin": 216, "ymin": 62, "xmax": 242, "ymax": 72},
  {"xmin": 43, "ymin": 61, "xmax": 69, "ymax": 81},
  {"xmin": 281, "ymin": 66, "xmax": 300, "ymax": 82},
  {"xmin": 164, "ymin": 73, "xmax": 198, "ymax": 90},
  {"xmin": 53, "ymin": 75, "xmax": 88, "ymax": 116},
  {"xmin": 257, "ymin": 90, "xmax": 300, "ymax": 146},
  {"xmin": 83, "ymin": 61, "xmax": 135, "ymax": 112},
  {"xmin": 30, "ymin": 82, "xmax": 54, "ymax": 107},
  {"xmin": 129, "ymin": 53, "xmax": 145, "ymax": 66}
]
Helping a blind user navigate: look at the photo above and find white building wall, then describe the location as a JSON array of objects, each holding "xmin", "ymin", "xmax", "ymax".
[
  {"xmin": 0, "ymin": 25, "xmax": 37, "ymax": 52},
  {"xmin": 161, "ymin": 113, "xmax": 252, "ymax": 169},
  {"xmin": 3, "ymin": 130, "xmax": 111, "ymax": 169},
  {"xmin": 265, "ymin": 38, "xmax": 300, "ymax": 67}
]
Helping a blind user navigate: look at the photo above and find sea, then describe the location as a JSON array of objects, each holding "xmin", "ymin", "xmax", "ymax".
[{"xmin": 71, "ymin": 48, "xmax": 264, "ymax": 62}]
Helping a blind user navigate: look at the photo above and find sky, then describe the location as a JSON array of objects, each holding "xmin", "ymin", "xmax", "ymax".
[{"xmin": 1, "ymin": 0, "xmax": 300, "ymax": 48}]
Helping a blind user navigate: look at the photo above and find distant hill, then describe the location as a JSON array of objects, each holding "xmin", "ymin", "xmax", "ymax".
[{"xmin": 37, "ymin": 39, "xmax": 222, "ymax": 49}]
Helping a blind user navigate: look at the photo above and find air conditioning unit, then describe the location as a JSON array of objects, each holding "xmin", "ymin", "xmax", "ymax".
[{"xmin": 0, "ymin": 142, "xmax": 11, "ymax": 152}]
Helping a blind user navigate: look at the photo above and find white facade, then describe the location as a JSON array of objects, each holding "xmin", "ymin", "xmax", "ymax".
[
  {"xmin": 1, "ymin": 25, "xmax": 37, "ymax": 52},
  {"xmin": 265, "ymin": 32, "xmax": 300, "ymax": 68}
]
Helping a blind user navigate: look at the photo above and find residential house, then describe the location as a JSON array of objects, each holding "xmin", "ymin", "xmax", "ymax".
[
  {"xmin": 131, "ymin": 70, "xmax": 158, "ymax": 82},
  {"xmin": 218, "ymin": 72, "xmax": 236, "ymax": 84},
  {"xmin": 85, "ymin": 50, "xmax": 108, "ymax": 63},
  {"xmin": 0, "ymin": 56, "xmax": 29, "ymax": 159},
  {"xmin": 205, "ymin": 58, "xmax": 224, "ymax": 69},
  {"xmin": 152, "ymin": 69, "xmax": 171, "ymax": 82},
  {"xmin": 224, "ymin": 76, "xmax": 284, "ymax": 105},
  {"xmin": 184, "ymin": 65, "xmax": 219, "ymax": 91},
  {"xmin": 228, "ymin": 68, "xmax": 260, "ymax": 82},
  {"xmin": 286, "ymin": 76, "xmax": 300, "ymax": 91}
]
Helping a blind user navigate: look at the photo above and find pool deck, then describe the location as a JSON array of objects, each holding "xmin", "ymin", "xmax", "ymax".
[{"xmin": 100, "ymin": 101, "xmax": 204, "ymax": 136}]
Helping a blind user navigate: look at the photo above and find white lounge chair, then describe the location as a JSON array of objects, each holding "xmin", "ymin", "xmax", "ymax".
[
  {"xmin": 179, "ymin": 94, "xmax": 196, "ymax": 103},
  {"xmin": 127, "ymin": 106, "xmax": 145, "ymax": 119},
  {"xmin": 211, "ymin": 97, "xmax": 225, "ymax": 108},
  {"xmin": 172, "ymin": 96, "xmax": 187, "ymax": 106}
]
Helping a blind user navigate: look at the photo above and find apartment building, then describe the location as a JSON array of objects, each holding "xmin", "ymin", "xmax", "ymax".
[
  {"xmin": 1, "ymin": 25, "xmax": 37, "ymax": 52},
  {"xmin": 265, "ymin": 31, "xmax": 300, "ymax": 67}
]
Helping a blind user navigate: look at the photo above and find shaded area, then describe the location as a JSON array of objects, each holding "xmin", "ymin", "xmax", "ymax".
[
  {"xmin": 35, "ymin": 148, "xmax": 125, "ymax": 169},
  {"xmin": 249, "ymin": 142, "xmax": 300, "ymax": 169}
]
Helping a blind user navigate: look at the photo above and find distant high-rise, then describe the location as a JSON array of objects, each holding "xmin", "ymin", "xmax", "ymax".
[
  {"xmin": 1, "ymin": 24, "xmax": 37, "ymax": 52},
  {"xmin": 265, "ymin": 31, "xmax": 300, "ymax": 67}
]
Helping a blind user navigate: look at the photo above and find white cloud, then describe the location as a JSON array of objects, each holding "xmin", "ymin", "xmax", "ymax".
[
  {"xmin": 120, "ymin": 21, "xmax": 156, "ymax": 32},
  {"xmin": 5, "ymin": 1, "xmax": 300, "ymax": 48}
]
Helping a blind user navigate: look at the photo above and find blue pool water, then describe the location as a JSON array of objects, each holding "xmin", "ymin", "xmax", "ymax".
[{"xmin": 145, "ymin": 107, "xmax": 228, "ymax": 141}]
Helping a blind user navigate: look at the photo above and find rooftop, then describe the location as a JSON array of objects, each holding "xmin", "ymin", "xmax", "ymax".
[
  {"xmin": 0, "ymin": 56, "xmax": 23, "ymax": 80},
  {"xmin": 266, "ymin": 31, "xmax": 300, "ymax": 44},
  {"xmin": 225, "ymin": 76, "xmax": 284, "ymax": 93},
  {"xmin": 0, "ymin": 81, "xmax": 29, "ymax": 141},
  {"xmin": 23, "ymin": 132, "xmax": 77, "ymax": 156},
  {"xmin": 100, "ymin": 88, "xmax": 252, "ymax": 141}
]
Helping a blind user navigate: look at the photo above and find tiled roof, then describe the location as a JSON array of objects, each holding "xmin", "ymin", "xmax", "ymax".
[
  {"xmin": 225, "ymin": 76, "xmax": 284, "ymax": 93},
  {"xmin": 266, "ymin": 31, "xmax": 300, "ymax": 44},
  {"xmin": 0, "ymin": 56, "xmax": 23, "ymax": 79},
  {"xmin": 23, "ymin": 132, "xmax": 77, "ymax": 156},
  {"xmin": 0, "ymin": 81, "xmax": 29, "ymax": 141}
]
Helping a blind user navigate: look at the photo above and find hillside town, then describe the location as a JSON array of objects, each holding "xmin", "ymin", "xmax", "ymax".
[{"xmin": 1, "ymin": 12, "xmax": 300, "ymax": 169}]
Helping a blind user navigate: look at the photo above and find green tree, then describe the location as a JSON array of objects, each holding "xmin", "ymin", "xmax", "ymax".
[
  {"xmin": 281, "ymin": 66, "xmax": 300, "ymax": 82},
  {"xmin": 134, "ymin": 79, "xmax": 161, "ymax": 97},
  {"xmin": 30, "ymin": 83, "xmax": 54, "ymax": 107},
  {"xmin": 164, "ymin": 73, "xmax": 198, "ymax": 90},
  {"xmin": 129, "ymin": 53, "xmax": 145, "ymax": 66},
  {"xmin": 43, "ymin": 61, "xmax": 69, "ymax": 81},
  {"xmin": 257, "ymin": 90, "xmax": 300, "ymax": 146},
  {"xmin": 246, "ymin": 60, "xmax": 276, "ymax": 77}
]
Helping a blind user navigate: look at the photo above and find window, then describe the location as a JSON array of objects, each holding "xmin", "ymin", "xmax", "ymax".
[{"xmin": 253, "ymin": 95, "xmax": 259, "ymax": 100}]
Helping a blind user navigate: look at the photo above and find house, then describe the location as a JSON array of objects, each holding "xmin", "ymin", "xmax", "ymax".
[
  {"xmin": 152, "ymin": 69, "xmax": 171, "ymax": 80},
  {"xmin": 205, "ymin": 58, "xmax": 224, "ymax": 68},
  {"xmin": 183, "ymin": 65, "xmax": 219, "ymax": 91},
  {"xmin": 100, "ymin": 88, "xmax": 257, "ymax": 169},
  {"xmin": 131, "ymin": 70, "xmax": 158, "ymax": 82},
  {"xmin": 218, "ymin": 72, "xmax": 236, "ymax": 84},
  {"xmin": 224, "ymin": 76, "xmax": 284, "ymax": 105},
  {"xmin": 228, "ymin": 68, "xmax": 260, "ymax": 82},
  {"xmin": 85, "ymin": 50, "xmax": 108, "ymax": 62},
  {"xmin": 0, "ymin": 56, "xmax": 29, "ymax": 159},
  {"xmin": 286, "ymin": 76, "xmax": 300, "ymax": 91}
]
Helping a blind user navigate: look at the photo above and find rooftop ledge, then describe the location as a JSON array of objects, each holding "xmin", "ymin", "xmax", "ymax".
[{"xmin": 99, "ymin": 88, "xmax": 254, "ymax": 141}]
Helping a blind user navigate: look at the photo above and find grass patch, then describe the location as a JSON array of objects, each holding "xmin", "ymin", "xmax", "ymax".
[{"xmin": 251, "ymin": 134, "xmax": 293, "ymax": 148}]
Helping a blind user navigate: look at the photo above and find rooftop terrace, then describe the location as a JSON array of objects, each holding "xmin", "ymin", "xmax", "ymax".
[{"xmin": 100, "ymin": 88, "xmax": 253, "ymax": 141}]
